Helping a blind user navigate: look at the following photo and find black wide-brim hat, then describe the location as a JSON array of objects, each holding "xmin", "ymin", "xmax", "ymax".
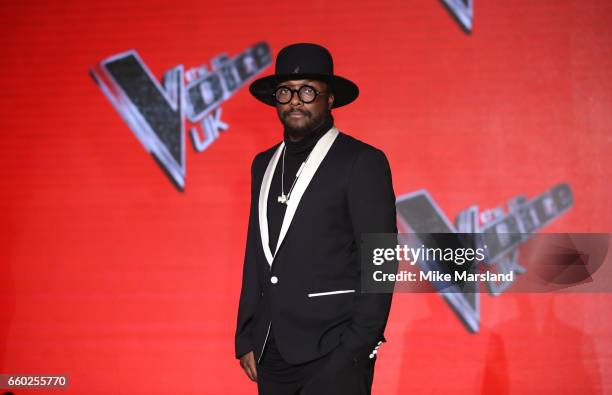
[{"xmin": 249, "ymin": 43, "xmax": 359, "ymax": 108}]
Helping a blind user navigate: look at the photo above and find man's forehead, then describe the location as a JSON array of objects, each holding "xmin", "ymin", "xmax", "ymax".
[{"xmin": 276, "ymin": 79, "xmax": 326, "ymax": 88}]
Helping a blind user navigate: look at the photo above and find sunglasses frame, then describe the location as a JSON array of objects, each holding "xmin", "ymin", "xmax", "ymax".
[{"xmin": 272, "ymin": 85, "xmax": 326, "ymax": 104}]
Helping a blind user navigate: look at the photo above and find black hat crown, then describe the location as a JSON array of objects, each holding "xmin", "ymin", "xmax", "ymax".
[
  {"xmin": 249, "ymin": 43, "xmax": 359, "ymax": 108},
  {"xmin": 276, "ymin": 43, "xmax": 333, "ymax": 76}
]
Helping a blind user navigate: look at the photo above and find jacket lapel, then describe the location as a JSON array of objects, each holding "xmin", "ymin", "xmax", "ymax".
[
  {"xmin": 274, "ymin": 127, "xmax": 339, "ymax": 258},
  {"xmin": 257, "ymin": 127, "xmax": 340, "ymax": 267},
  {"xmin": 258, "ymin": 142, "xmax": 284, "ymax": 266}
]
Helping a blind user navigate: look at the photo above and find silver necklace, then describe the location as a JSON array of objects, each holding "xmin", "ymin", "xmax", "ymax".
[{"xmin": 278, "ymin": 146, "xmax": 312, "ymax": 205}]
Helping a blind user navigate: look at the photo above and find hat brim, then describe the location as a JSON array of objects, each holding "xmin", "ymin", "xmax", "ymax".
[{"xmin": 249, "ymin": 73, "xmax": 359, "ymax": 108}]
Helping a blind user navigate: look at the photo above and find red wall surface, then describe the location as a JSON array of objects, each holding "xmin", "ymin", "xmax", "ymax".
[{"xmin": 1, "ymin": 0, "xmax": 611, "ymax": 394}]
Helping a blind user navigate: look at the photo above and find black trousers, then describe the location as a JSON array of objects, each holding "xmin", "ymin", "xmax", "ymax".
[{"xmin": 257, "ymin": 327, "xmax": 375, "ymax": 395}]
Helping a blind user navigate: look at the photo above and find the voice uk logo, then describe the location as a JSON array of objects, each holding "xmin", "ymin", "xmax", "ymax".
[
  {"xmin": 397, "ymin": 183, "xmax": 611, "ymax": 333},
  {"xmin": 90, "ymin": 42, "xmax": 271, "ymax": 191}
]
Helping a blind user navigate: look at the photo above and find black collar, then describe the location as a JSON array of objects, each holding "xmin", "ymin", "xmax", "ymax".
[{"xmin": 283, "ymin": 115, "xmax": 334, "ymax": 154}]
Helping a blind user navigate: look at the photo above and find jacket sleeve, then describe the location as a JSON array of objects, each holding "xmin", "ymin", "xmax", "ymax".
[
  {"xmin": 235, "ymin": 155, "xmax": 262, "ymax": 359},
  {"xmin": 342, "ymin": 147, "xmax": 397, "ymax": 353}
]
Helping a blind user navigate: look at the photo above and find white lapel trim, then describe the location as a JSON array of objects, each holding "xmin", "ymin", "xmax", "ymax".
[
  {"xmin": 258, "ymin": 142, "xmax": 285, "ymax": 266},
  {"xmin": 274, "ymin": 127, "xmax": 339, "ymax": 258},
  {"xmin": 258, "ymin": 127, "xmax": 340, "ymax": 267}
]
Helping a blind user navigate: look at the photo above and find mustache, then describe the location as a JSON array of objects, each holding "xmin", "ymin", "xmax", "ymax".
[{"xmin": 283, "ymin": 109, "xmax": 311, "ymax": 117}]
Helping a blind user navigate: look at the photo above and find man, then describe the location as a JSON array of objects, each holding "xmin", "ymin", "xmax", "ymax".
[{"xmin": 235, "ymin": 43, "xmax": 397, "ymax": 395}]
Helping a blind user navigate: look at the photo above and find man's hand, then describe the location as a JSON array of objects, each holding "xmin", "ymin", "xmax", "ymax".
[{"xmin": 239, "ymin": 351, "xmax": 258, "ymax": 381}]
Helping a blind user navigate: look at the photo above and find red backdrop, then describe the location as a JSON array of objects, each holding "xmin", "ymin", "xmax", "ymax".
[{"xmin": 1, "ymin": 0, "xmax": 611, "ymax": 394}]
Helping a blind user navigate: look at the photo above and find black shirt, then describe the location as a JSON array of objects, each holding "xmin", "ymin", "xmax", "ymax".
[{"xmin": 266, "ymin": 116, "xmax": 333, "ymax": 255}]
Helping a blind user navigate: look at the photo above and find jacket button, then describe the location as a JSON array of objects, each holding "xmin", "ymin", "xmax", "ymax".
[{"xmin": 270, "ymin": 276, "xmax": 279, "ymax": 284}]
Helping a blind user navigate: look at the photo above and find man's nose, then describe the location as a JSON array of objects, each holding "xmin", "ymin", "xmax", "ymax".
[{"xmin": 289, "ymin": 90, "xmax": 303, "ymax": 107}]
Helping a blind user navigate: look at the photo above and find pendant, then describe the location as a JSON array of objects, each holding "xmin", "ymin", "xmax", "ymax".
[{"xmin": 277, "ymin": 194, "xmax": 288, "ymax": 204}]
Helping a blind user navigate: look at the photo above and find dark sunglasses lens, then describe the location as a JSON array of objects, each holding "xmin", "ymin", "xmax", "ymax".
[
  {"xmin": 274, "ymin": 87, "xmax": 292, "ymax": 104},
  {"xmin": 298, "ymin": 86, "xmax": 317, "ymax": 103}
]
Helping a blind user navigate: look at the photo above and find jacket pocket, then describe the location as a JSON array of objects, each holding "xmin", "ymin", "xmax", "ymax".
[{"xmin": 307, "ymin": 289, "xmax": 355, "ymax": 297}]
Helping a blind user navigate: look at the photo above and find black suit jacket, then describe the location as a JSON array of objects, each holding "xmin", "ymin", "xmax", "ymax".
[{"xmin": 235, "ymin": 127, "xmax": 397, "ymax": 365}]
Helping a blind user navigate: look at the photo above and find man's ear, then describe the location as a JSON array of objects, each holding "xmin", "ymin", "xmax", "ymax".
[{"xmin": 328, "ymin": 93, "xmax": 334, "ymax": 110}]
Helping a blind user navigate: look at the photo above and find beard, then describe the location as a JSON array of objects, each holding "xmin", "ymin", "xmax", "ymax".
[{"xmin": 278, "ymin": 108, "xmax": 330, "ymax": 140}]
